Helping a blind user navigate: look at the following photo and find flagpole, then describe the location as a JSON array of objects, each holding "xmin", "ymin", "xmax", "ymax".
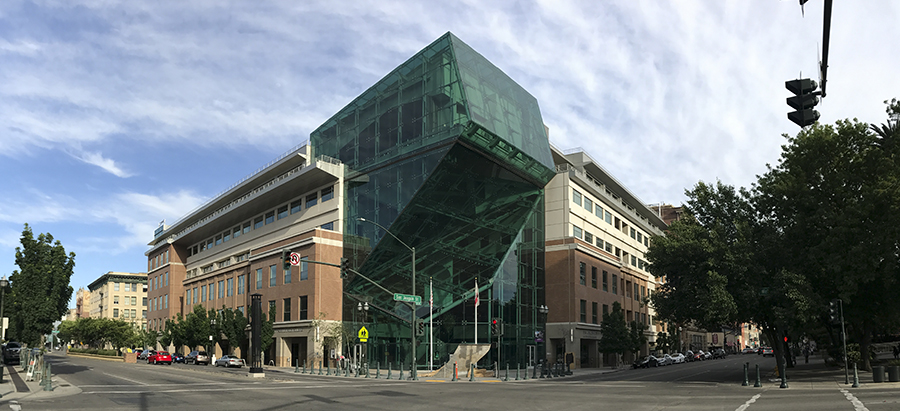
[{"xmin": 429, "ymin": 278, "xmax": 433, "ymax": 372}]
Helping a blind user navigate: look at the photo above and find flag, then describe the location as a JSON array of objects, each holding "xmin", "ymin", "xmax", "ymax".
[{"xmin": 474, "ymin": 280, "xmax": 479, "ymax": 307}]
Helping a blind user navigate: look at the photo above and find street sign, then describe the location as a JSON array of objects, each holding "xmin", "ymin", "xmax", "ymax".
[
  {"xmin": 393, "ymin": 293, "xmax": 422, "ymax": 305},
  {"xmin": 289, "ymin": 252, "xmax": 301, "ymax": 266},
  {"xmin": 358, "ymin": 326, "xmax": 369, "ymax": 342}
]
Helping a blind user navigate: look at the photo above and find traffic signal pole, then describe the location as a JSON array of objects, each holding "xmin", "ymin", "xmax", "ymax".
[{"xmin": 840, "ymin": 299, "xmax": 848, "ymax": 385}]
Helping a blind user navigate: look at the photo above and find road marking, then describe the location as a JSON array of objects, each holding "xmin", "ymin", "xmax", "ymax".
[
  {"xmin": 81, "ymin": 382, "xmax": 412, "ymax": 395},
  {"xmin": 734, "ymin": 393, "xmax": 761, "ymax": 411},
  {"xmin": 840, "ymin": 388, "xmax": 869, "ymax": 411},
  {"xmin": 102, "ymin": 372, "xmax": 149, "ymax": 385}
]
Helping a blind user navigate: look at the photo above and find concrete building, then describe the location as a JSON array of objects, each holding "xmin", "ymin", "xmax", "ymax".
[
  {"xmin": 146, "ymin": 143, "xmax": 345, "ymax": 366},
  {"xmin": 544, "ymin": 147, "xmax": 668, "ymax": 368},
  {"xmin": 75, "ymin": 287, "xmax": 90, "ymax": 319},
  {"xmin": 86, "ymin": 272, "xmax": 148, "ymax": 329}
]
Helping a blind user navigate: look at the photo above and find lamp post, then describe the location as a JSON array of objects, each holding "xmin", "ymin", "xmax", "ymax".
[
  {"xmin": 538, "ymin": 305, "xmax": 549, "ymax": 377},
  {"xmin": 357, "ymin": 302, "xmax": 368, "ymax": 371},
  {"xmin": 357, "ymin": 217, "xmax": 416, "ymax": 380},
  {"xmin": 0, "ymin": 275, "xmax": 8, "ymax": 384}
]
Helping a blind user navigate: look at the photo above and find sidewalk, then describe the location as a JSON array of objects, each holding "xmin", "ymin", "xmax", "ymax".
[
  {"xmin": 0, "ymin": 362, "xmax": 81, "ymax": 405},
  {"xmin": 759, "ymin": 352, "xmax": 900, "ymax": 389},
  {"xmin": 262, "ymin": 363, "xmax": 618, "ymax": 382}
]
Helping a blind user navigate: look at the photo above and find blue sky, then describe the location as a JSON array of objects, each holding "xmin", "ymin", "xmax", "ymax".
[{"xmin": 2, "ymin": 1, "xmax": 897, "ymax": 307}]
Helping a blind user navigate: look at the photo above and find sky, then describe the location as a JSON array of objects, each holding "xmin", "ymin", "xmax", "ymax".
[{"xmin": 1, "ymin": 0, "xmax": 897, "ymax": 307}]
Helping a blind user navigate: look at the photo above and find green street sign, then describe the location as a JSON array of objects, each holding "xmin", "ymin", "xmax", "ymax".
[{"xmin": 393, "ymin": 293, "xmax": 422, "ymax": 305}]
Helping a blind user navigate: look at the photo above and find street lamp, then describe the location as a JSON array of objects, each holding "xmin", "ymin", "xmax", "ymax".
[
  {"xmin": 209, "ymin": 318, "xmax": 216, "ymax": 364},
  {"xmin": 538, "ymin": 304, "xmax": 549, "ymax": 378},
  {"xmin": 356, "ymin": 217, "xmax": 417, "ymax": 380},
  {"xmin": 357, "ymin": 302, "xmax": 369, "ymax": 370},
  {"xmin": 0, "ymin": 275, "xmax": 8, "ymax": 384}
]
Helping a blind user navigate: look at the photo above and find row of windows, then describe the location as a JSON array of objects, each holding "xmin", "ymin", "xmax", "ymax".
[
  {"xmin": 579, "ymin": 300, "xmax": 652, "ymax": 326},
  {"xmin": 112, "ymin": 295, "xmax": 142, "ymax": 306},
  {"xmin": 255, "ymin": 259, "xmax": 308, "ymax": 291},
  {"xmin": 112, "ymin": 282, "xmax": 143, "ymax": 292},
  {"xmin": 578, "ymin": 263, "xmax": 648, "ymax": 301},
  {"xmin": 149, "ymin": 250, "xmax": 170, "ymax": 272},
  {"xmin": 573, "ymin": 225, "xmax": 650, "ymax": 272},
  {"xmin": 185, "ymin": 274, "xmax": 248, "ymax": 306},
  {"xmin": 186, "ymin": 186, "xmax": 335, "ymax": 258},
  {"xmin": 275, "ymin": 296, "xmax": 309, "ymax": 322},
  {"xmin": 112, "ymin": 308, "xmax": 145, "ymax": 319},
  {"xmin": 573, "ymin": 188, "xmax": 651, "ymax": 247},
  {"xmin": 149, "ymin": 294, "xmax": 169, "ymax": 312},
  {"xmin": 149, "ymin": 272, "xmax": 169, "ymax": 293}
]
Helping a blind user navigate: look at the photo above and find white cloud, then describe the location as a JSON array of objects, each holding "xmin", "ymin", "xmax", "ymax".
[{"xmin": 70, "ymin": 150, "xmax": 132, "ymax": 178}]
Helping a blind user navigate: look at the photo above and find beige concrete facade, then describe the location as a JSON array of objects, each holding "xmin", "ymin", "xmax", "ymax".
[
  {"xmin": 146, "ymin": 144, "xmax": 346, "ymax": 366},
  {"xmin": 544, "ymin": 145, "xmax": 668, "ymax": 368},
  {"xmin": 86, "ymin": 271, "xmax": 148, "ymax": 330}
]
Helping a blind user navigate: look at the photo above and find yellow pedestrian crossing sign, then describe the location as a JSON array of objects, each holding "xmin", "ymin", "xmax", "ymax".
[{"xmin": 358, "ymin": 326, "xmax": 369, "ymax": 342}]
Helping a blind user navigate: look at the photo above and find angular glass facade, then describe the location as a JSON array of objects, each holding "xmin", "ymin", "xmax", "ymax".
[{"xmin": 311, "ymin": 32, "xmax": 553, "ymax": 369}]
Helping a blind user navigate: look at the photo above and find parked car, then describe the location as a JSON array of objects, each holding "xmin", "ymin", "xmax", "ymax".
[
  {"xmin": 138, "ymin": 349, "xmax": 156, "ymax": 360},
  {"xmin": 633, "ymin": 355, "xmax": 660, "ymax": 368},
  {"xmin": 742, "ymin": 347, "xmax": 756, "ymax": 354},
  {"xmin": 657, "ymin": 354, "xmax": 674, "ymax": 366},
  {"xmin": 712, "ymin": 348, "xmax": 727, "ymax": 359},
  {"xmin": 762, "ymin": 347, "xmax": 775, "ymax": 357},
  {"xmin": 670, "ymin": 353, "xmax": 686, "ymax": 364},
  {"xmin": 214, "ymin": 355, "xmax": 245, "ymax": 368},
  {"xmin": 186, "ymin": 350, "xmax": 210, "ymax": 365},
  {"xmin": 172, "ymin": 352, "xmax": 185, "ymax": 363},
  {"xmin": 3, "ymin": 342, "xmax": 21, "ymax": 364},
  {"xmin": 148, "ymin": 351, "xmax": 172, "ymax": 365},
  {"xmin": 699, "ymin": 350, "xmax": 712, "ymax": 360},
  {"xmin": 684, "ymin": 350, "xmax": 695, "ymax": 362}
]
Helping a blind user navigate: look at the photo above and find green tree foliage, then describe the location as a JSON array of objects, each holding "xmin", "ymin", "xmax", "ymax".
[
  {"xmin": 163, "ymin": 313, "xmax": 188, "ymax": 352},
  {"xmin": 8, "ymin": 224, "xmax": 75, "ymax": 345},
  {"xmin": 219, "ymin": 307, "xmax": 248, "ymax": 355},
  {"xmin": 182, "ymin": 305, "xmax": 212, "ymax": 351},
  {"xmin": 598, "ymin": 302, "xmax": 630, "ymax": 366},
  {"xmin": 261, "ymin": 304, "xmax": 276, "ymax": 352},
  {"xmin": 57, "ymin": 317, "xmax": 138, "ymax": 350},
  {"xmin": 628, "ymin": 321, "xmax": 648, "ymax": 358}
]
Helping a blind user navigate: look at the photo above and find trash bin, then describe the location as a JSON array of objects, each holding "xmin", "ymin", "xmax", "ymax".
[
  {"xmin": 872, "ymin": 365, "xmax": 885, "ymax": 383},
  {"xmin": 888, "ymin": 366, "xmax": 900, "ymax": 382}
]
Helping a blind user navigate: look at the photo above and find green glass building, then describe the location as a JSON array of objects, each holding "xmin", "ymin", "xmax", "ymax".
[{"xmin": 311, "ymin": 32, "xmax": 554, "ymax": 370}]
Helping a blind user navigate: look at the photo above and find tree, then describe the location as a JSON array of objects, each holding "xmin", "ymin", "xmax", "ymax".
[
  {"xmin": 8, "ymin": 224, "xmax": 75, "ymax": 345},
  {"xmin": 182, "ymin": 305, "xmax": 211, "ymax": 351},
  {"xmin": 164, "ymin": 313, "xmax": 188, "ymax": 352},
  {"xmin": 598, "ymin": 302, "xmax": 630, "ymax": 367},
  {"xmin": 261, "ymin": 304, "xmax": 276, "ymax": 353},
  {"xmin": 220, "ymin": 307, "xmax": 248, "ymax": 355},
  {"xmin": 628, "ymin": 321, "xmax": 648, "ymax": 359}
]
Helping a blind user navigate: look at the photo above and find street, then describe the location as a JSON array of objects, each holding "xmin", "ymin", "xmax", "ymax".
[{"xmin": 3, "ymin": 352, "xmax": 898, "ymax": 410}]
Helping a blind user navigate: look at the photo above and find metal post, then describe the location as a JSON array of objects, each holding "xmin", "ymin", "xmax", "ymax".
[
  {"xmin": 411, "ymin": 246, "xmax": 417, "ymax": 381},
  {"xmin": 249, "ymin": 294, "xmax": 263, "ymax": 373},
  {"xmin": 852, "ymin": 363, "xmax": 860, "ymax": 388},
  {"xmin": 388, "ymin": 362, "xmax": 392, "ymax": 380},
  {"xmin": 840, "ymin": 299, "xmax": 849, "ymax": 385},
  {"xmin": 742, "ymin": 362, "xmax": 749, "ymax": 386},
  {"xmin": 318, "ymin": 360, "xmax": 323, "ymax": 375},
  {"xmin": 354, "ymin": 363, "xmax": 359, "ymax": 378},
  {"xmin": 452, "ymin": 362, "xmax": 457, "ymax": 382},
  {"xmin": 516, "ymin": 363, "xmax": 520, "ymax": 381},
  {"xmin": 780, "ymin": 355, "xmax": 789, "ymax": 388},
  {"xmin": 376, "ymin": 361, "xmax": 380, "ymax": 379},
  {"xmin": 505, "ymin": 362, "xmax": 509, "ymax": 381},
  {"xmin": 302, "ymin": 360, "xmax": 306, "ymax": 374},
  {"xmin": 469, "ymin": 363, "xmax": 475, "ymax": 381},
  {"xmin": 0, "ymin": 278, "xmax": 6, "ymax": 384},
  {"xmin": 327, "ymin": 363, "xmax": 331, "ymax": 376},
  {"xmin": 365, "ymin": 361, "xmax": 369, "ymax": 378},
  {"xmin": 399, "ymin": 361, "xmax": 404, "ymax": 381},
  {"xmin": 754, "ymin": 364, "xmax": 762, "ymax": 387},
  {"xmin": 295, "ymin": 359, "xmax": 299, "ymax": 373}
]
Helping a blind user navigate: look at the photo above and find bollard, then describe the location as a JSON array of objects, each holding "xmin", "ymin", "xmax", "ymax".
[
  {"xmin": 412, "ymin": 362, "xmax": 418, "ymax": 381},
  {"xmin": 365, "ymin": 361, "xmax": 370, "ymax": 378},
  {"xmin": 354, "ymin": 363, "xmax": 359, "ymax": 377},
  {"xmin": 779, "ymin": 363, "xmax": 788, "ymax": 389},
  {"xmin": 42, "ymin": 361, "xmax": 52, "ymax": 391},
  {"xmin": 295, "ymin": 359, "xmax": 299, "ymax": 373},
  {"xmin": 452, "ymin": 362, "xmax": 457, "ymax": 382},
  {"xmin": 345, "ymin": 363, "xmax": 350, "ymax": 377},
  {"xmin": 505, "ymin": 363, "xmax": 509, "ymax": 382},
  {"xmin": 399, "ymin": 362, "xmax": 404, "ymax": 381},
  {"xmin": 376, "ymin": 362, "xmax": 380, "ymax": 379},
  {"xmin": 327, "ymin": 363, "xmax": 331, "ymax": 376},
  {"xmin": 469, "ymin": 363, "xmax": 475, "ymax": 382},
  {"xmin": 754, "ymin": 364, "xmax": 762, "ymax": 387},
  {"xmin": 523, "ymin": 363, "xmax": 529, "ymax": 380},
  {"xmin": 742, "ymin": 362, "xmax": 749, "ymax": 386},
  {"xmin": 302, "ymin": 360, "xmax": 307, "ymax": 374},
  {"xmin": 852, "ymin": 363, "xmax": 860, "ymax": 388},
  {"xmin": 388, "ymin": 362, "xmax": 392, "ymax": 380},
  {"xmin": 516, "ymin": 363, "xmax": 520, "ymax": 381},
  {"xmin": 318, "ymin": 361, "xmax": 323, "ymax": 375}
]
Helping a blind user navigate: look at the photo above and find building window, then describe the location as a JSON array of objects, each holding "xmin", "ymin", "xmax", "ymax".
[
  {"xmin": 321, "ymin": 185, "xmax": 334, "ymax": 202},
  {"xmin": 114, "ymin": 282, "xmax": 119, "ymax": 291},
  {"xmin": 269, "ymin": 265, "xmax": 277, "ymax": 287},
  {"xmin": 233, "ymin": 226, "xmax": 241, "ymax": 240},
  {"xmin": 637, "ymin": 232, "xmax": 643, "ymax": 243},
  {"xmin": 605, "ymin": 242, "xmax": 613, "ymax": 253},
  {"xmin": 186, "ymin": 289, "xmax": 192, "ymax": 306},
  {"xmin": 631, "ymin": 255, "xmax": 637, "ymax": 266},
  {"xmin": 206, "ymin": 239, "xmax": 213, "ymax": 250},
  {"xmin": 227, "ymin": 278, "xmax": 234, "ymax": 297},
  {"xmin": 580, "ymin": 300, "xmax": 587, "ymax": 323},
  {"xmin": 114, "ymin": 296, "xmax": 119, "ymax": 304},
  {"xmin": 321, "ymin": 221, "xmax": 335, "ymax": 231},
  {"xmin": 644, "ymin": 237, "xmax": 649, "ymax": 247},
  {"xmin": 591, "ymin": 267, "xmax": 597, "ymax": 288},
  {"xmin": 210, "ymin": 282, "xmax": 216, "ymax": 299},
  {"xmin": 256, "ymin": 269, "xmax": 262, "ymax": 290},
  {"xmin": 265, "ymin": 211, "xmax": 275, "ymax": 225},
  {"xmin": 299, "ymin": 296, "xmax": 308, "ymax": 320},
  {"xmin": 218, "ymin": 280, "xmax": 225, "ymax": 298},
  {"xmin": 306, "ymin": 193, "xmax": 318, "ymax": 208},
  {"xmin": 596, "ymin": 238, "xmax": 604, "ymax": 250},
  {"xmin": 268, "ymin": 300, "xmax": 276, "ymax": 316},
  {"xmin": 131, "ymin": 296, "xmax": 136, "ymax": 306},
  {"xmin": 584, "ymin": 231, "xmax": 593, "ymax": 244},
  {"xmin": 283, "ymin": 298, "xmax": 291, "ymax": 322},
  {"xmin": 612, "ymin": 274, "xmax": 618, "ymax": 295},
  {"xmin": 215, "ymin": 234, "xmax": 222, "ymax": 246},
  {"xmin": 165, "ymin": 272, "xmax": 168, "ymax": 286},
  {"xmin": 592, "ymin": 302, "xmax": 598, "ymax": 324},
  {"xmin": 602, "ymin": 271, "xmax": 608, "ymax": 292},
  {"xmin": 285, "ymin": 264, "xmax": 291, "ymax": 284},
  {"xmin": 143, "ymin": 297, "xmax": 147, "ymax": 307},
  {"xmin": 641, "ymin": 286, "xmax": 646, "ymax": 300},
  {"xmin": 584, "ymin": 197, "xmax": 593, "ymax": 213},
  {"xmin": 572, "ymin": 189, "xmax": 582, "ymax": 207},
  {"xmin": 223, "ymin": 230, "xmax": 231, "ymax": 243},
  {"xmin": 193, "ymin": 287, "xmax": 198, "ymax": 304},
  {"xmin": 626, "ymin": 281, "xmax": 632, "ymax": 298},
  {"xmin": 634, "ymin": 283, "xmax": 640, "ymax": 300},
  {"xmin": 165, "ymin": 294, "xmax": 168, "ymax": 309},
  {"xmin": 123, "ymin": 309, "xmax": 129, "ymax": 319},
  {"xmin": 579, "ymin": 262, "xmax": 586, "ymax": 286},
  {"xmin": 300, "ymin": 257, "xmax": 308, "ymax": 281},
  {"xmin": 290, "ymin": 200, "xmax": 302, "ymax": 214},
  {"xmin": 243, "ymin": 221, "xmax": 251, "ymax": 234},
  {"xmin": 573, "ymin": 225, "xmax": 582, "ymax": 239},
  {"xmin": 113, "ymin": 308, "xmax": 119, "ymax": 318},
  {"xmin": 595, "ymin": 205, "xmax": 604, "ymax": 219},
  {"xmin": 630, "ymin": 228, "xmax": 636, "ymax": 239},
  {"xmin": 131, "ymin": 309, "xmax": 136, "ymax": 318},
  {"xmin": 143, "ymin": 310, "xmax": 147, "ymax": 319},
  {"xmin": 605, "ymin": 211, "xmax": 612, "ymax": 224},
  {"xmin": 238, "ymin": 275, "xmax": 245, "ymax": 295},
  {"xmin": 277, "ymin": 205, "xmax": 289, "ymax": 220},
  {"xmin": 201, "ymin": 285, "xmax": 207, "ymax": 302},
  {"xmin": 254, "ymin": 216, "xmax": 264, "ymax": 229},
  {"xmin": 602, "ymin": 304, "xmax": 609, "ymax": 318}
]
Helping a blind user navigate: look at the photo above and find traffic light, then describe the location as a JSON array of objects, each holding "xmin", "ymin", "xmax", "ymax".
[
  {"xmin": 785, "ymin": 78, "xmax": 821, "ymax": 127},
  {"xmin": 491, "ymin": 318, "xmax": 504, "ymax": 336},
  {"xmin": 828, "ymin": 299, "xmax": 839, "ymax": 323},
  {"xmin": 340, "ymin": 257, "xmax": 349, "ymax": 279},
  {"xmin": 415, "ymin": 320, "xmax": 425, "ymax": 336},
  {"xmin": 282, "ymin": 249, "xmax": 291, "ymax": 272}
]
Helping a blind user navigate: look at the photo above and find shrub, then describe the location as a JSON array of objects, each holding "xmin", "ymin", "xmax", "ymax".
[{"xmin": 69, "ymin": 347, "xmax": 119, "ymax": 356}]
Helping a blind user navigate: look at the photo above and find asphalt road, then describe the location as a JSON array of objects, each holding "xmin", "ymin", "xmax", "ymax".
[{"xmin": 6, "ymin": 352, "xmax": 898, "ymax": 410}]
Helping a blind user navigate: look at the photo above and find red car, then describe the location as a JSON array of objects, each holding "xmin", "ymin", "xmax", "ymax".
[{"xmin": 148, "ymin": 351, "xmax": 173, "ymax": 365}]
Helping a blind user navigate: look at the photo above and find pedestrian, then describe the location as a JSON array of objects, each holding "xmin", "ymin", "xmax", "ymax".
[
  {"xmin": 893, "ymin": 344, "xmax": 899, "ymax": 360},
  {"xmin": 803, "ymin": 346, "xmax": 810, "ymax": 364}
]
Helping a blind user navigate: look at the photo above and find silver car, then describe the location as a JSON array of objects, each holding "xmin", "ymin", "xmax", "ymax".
[{"xmin": 214, "ymin": 355, "xmax": 245, "ymax": 368}]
